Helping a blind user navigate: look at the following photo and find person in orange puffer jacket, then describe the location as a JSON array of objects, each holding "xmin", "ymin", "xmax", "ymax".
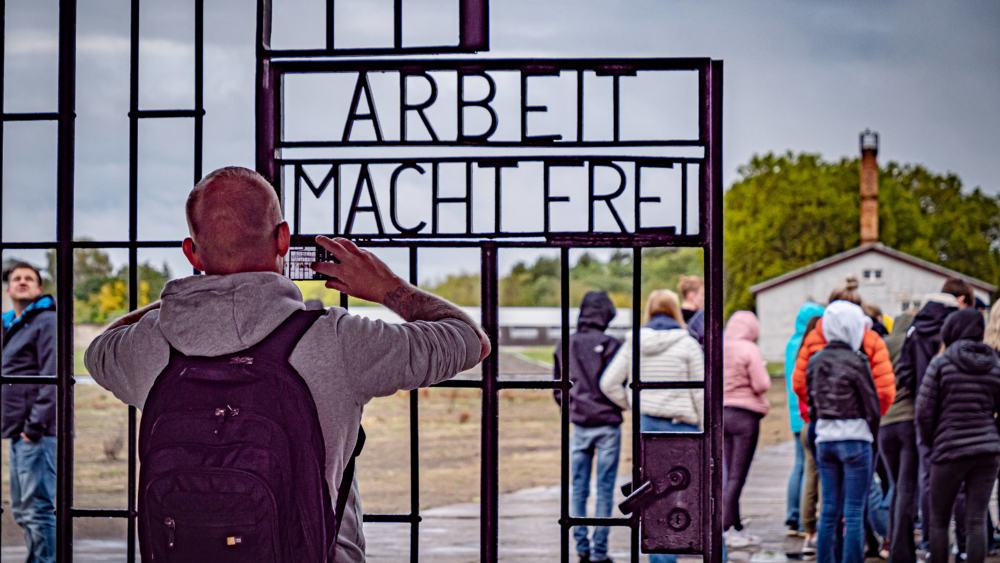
[{"xmin": 792, "ymin": 287, "xmax": 896, "ymax": 422}]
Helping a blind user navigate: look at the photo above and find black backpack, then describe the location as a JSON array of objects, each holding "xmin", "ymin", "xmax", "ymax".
[{"xmin": 138, "ymin": 310, "xmax": 365, "ymax": 562}]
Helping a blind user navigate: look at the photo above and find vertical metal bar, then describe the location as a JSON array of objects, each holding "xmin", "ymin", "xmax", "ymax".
[
  {"xmin": 630, "ymin": 246, "xmax": 641, "ymax": 563},
  {"xmin": 325, "ymin": 0, "xmax": 334, "ymax": 50},
  {"xmin": 255, "ymin": 0, "xmax": 276, "ymax": 183},
  {"xmin": 193, "ymin": 0, "xmax": 204, "ymax": 182},
  {"xmin": 559, "ymin": 247, "xmax": 571, "ymax": 563},
  {"xmin": 408, "ymin": 245, "xmax": 420, "ymax": 562},
  {"xmin": 0, "ymin": 0, "xmax": 5, "ymax": 536},
  {"xmin": 393, "ymin": 0, "xmax": 403, "ymax": 49},
  {"xmin": 680, "ymin": 163, "xmax": 688, "ymax": 236},
  {"xmin": 458, "ymin": 0, "xmax": 489, "ymax": 51},
  {"xmin": 0, "ymin": 0, "xmax": 5, "ymax": 248},
  {"xmin": 702, "ymin": 60, "xmax": 724, "ymax": 563},
  {"xmin": 126, "ymin": 1, "xmax": 140, "ymax": 558},
  {"xmin": 55, "ymin": 0, "xmax": 77, "ymax": 561},
  {"xmin": 576, "ymin": 70, "xmax": 583, "ymax": 142},
  {"xmin": 480, "ymin": 244, "xmax": 499, "ymax": 563}
]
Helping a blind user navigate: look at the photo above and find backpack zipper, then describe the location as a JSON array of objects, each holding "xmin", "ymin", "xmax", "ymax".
[{"xmin": 164, "ymin": 516, "xmax": 176, "ymax": 549}]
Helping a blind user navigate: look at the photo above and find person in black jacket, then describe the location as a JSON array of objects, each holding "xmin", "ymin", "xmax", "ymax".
[
  {"xmin": 916, "ymin": 308, "xmax": 1000, "ymax": 563},
  {"xmin": 554, "ymin": 291, "xmax": 623, "ymax": 563},
  {"xmin": 895, "ymin": 277, "xmax": 974, "ymax": 548},
  {"xmin": 807, "ymin": 300, "xmax": 882, "ymax": 563},
  {"xmin": 1, "ymin": 262, "xmax": 57, "ymax": 562}
]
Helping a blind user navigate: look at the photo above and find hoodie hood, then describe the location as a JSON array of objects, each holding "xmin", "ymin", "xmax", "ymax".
[
  {"xmin": 945, "ymin": 340, "xmax": 998, "ymax": 375},
  {"xmin": 822, "ymin": 300, "xmax": 870, "ymax": 351},
  {"xmin": 794, "ymin": 302, "xmax": 825, "ymax": 337},
  {"xmin": 2, "ymin": 294, "xmax": 55, "ymax": 332},
  {"xmin": 724, "ymin": 311, "xmax": 759, "ymax": 342},
  {"xmin": 941, "ymin": 308, "xmax": 985, "ymax": 347},
  {"xmin": 911, "ymin": 295, "xmax": 958, "ymax": 337},
  {"xmin": 577, "ymin": 291, "xmax": 616, "ymax": 331},
  {"xmin": 157, "ymin": 272, "xmax": 304, "ymax": 356},
  {"xmin": 638, "ymin": 327, "xmax": 692, "ymax": 356}
]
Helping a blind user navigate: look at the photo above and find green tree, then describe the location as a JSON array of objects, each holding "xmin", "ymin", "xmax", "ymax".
[{"xmin": 724, "ymin": 153, "xmax": 1000, "ymax": 316}]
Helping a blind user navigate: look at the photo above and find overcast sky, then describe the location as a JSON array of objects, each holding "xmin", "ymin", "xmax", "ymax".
[{"xmin": 2, "ymin": 0, "xmax": 998, "ymax": 282}]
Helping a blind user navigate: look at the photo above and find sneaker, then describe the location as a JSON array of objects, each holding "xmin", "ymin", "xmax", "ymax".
[
  {"xmin": 725, "ymin": 528, "xmax": 761, "ymax": 549},
  {"xmin": 801, "ymin": 535, "xmax": 817, "ymax": 559}
]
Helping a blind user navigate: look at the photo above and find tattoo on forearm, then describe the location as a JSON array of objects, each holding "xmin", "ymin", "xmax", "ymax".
[{"xmin": 384, "ymin": 284, "xmax": 477, "ymax": 328}]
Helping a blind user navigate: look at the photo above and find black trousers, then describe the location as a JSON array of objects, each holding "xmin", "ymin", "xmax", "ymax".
[
  {"xmin": 929, "ymin": 454, "xmax": 1000, "ymax": 563},
  {"xmin": 880, "ymin": 421, "xmax": 919, "ymax": 563},
  {"xmin": 723, "ymin": 406, "xmax": 762, "ymax": 531}
]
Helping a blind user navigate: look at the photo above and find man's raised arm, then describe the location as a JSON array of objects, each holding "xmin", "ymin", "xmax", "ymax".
[{"xmin": 310, "ymin": 236, "xmax": 491, "ymax": 362}]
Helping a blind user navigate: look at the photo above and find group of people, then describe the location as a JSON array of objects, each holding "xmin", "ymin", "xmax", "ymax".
[
  {"xmin": 782, "ymin": 277, "xmax": 1000, "ymax": 563},
  {"xmin": 559, "ymin": 275, "xmax": 779, "ymax": 562}
]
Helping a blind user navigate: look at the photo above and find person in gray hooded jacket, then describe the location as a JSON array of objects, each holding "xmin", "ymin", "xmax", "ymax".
[{"xmin": 85, "ymin": 166, "xmax": 490, "ymax": 562}]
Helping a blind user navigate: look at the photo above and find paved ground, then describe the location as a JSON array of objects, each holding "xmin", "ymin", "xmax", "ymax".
[{"xmin": 5, "ymin": 439, "xmax": 998, "ymax": 561}]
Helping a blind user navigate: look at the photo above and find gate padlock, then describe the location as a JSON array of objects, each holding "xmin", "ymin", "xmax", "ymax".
[{"xmin": 618, "ymin": 466, "xmax": 691, "ymax": 515}]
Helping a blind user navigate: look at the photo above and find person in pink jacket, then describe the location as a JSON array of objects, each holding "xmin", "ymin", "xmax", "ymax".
[{"xmin": 722, "ymin": 311, "xmax": 771, "ymax": 549}]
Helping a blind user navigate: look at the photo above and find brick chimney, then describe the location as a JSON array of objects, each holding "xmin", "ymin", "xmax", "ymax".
[{"xmin": 859, "ymin": 129, "xmax": 879, "ymax": 245}]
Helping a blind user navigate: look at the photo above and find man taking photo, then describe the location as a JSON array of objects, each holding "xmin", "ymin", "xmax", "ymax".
[{"xmin": 86, "ymin": 166, "xmax": 490, "ymax": 561}]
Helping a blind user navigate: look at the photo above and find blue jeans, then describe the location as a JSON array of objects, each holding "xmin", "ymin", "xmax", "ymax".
[
  {"xmin": 786, "ymin": 431, "xmax": 804, "ymax": 528},
  {"xmin": 10, "ymin": 436, "xmax": 57, "ymax": 563},
  {"xmin": 866, "ymin": 477, "xmax": 889, "ymax": 539},
  {"xmin": 571, "ymin": 424, "xmax": 621, "ymax": 560},
  {"xmin": 639, "ymin": 415, "xmax": 698, "ymax": 563},
  {"xmin": 817, "ymin": 440, "xmax": 872, "ymax": 563}
]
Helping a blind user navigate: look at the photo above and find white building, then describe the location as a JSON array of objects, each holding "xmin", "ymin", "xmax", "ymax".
[
  {"xmin": 751, "ymin": 130, "xmax": 995, "ymax": 362},
  {"xmin": 750, "ymin": 242, "xmax": 994, "ymax": 361}
]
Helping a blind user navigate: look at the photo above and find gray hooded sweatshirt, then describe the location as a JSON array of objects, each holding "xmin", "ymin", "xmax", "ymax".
[{"xmin": 84, "ymin": 272, "xmax": 481, "ymax": 562}]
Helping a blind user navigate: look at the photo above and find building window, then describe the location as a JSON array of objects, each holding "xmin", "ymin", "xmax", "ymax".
[{"xmin": 863, "ymin": 269, "xmax": 883, "ymax": 281}]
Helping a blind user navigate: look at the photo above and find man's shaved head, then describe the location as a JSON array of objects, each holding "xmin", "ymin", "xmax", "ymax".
[{"xmin": 184, "ymin": 166, "xmax": 287, "ymax": 274}]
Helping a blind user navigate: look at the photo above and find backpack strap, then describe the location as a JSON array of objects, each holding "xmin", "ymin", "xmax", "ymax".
[
  {"xmin": 251, "ymin": 308, "xmax": 326, "ymax": 360},
  {"xmin": 261, "ymin": 309, "xmax": 366, "ymax": 559},
  {"xmin": 334, "ymin": 426, "xmax": 366, "ymax": 546}
]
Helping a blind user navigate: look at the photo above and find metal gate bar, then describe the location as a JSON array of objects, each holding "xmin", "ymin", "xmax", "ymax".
[{"xmin": 0, "ymin": 2, "xmax": 722, "ymax": 561}]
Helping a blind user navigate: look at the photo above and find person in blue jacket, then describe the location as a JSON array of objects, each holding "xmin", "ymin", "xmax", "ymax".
[
  {"xmin": 785, "ymin": 302, "xmax": 825, "ymax": 536},
  {"xmin": 2, "ymin": 262, "xmax": 58, "ymax": 563}
]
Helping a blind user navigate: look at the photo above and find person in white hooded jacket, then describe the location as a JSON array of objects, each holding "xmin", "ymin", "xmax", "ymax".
[
  {"xmin": 599, "ymin": 289, "xmax": 703, "ymax": 563},
  {"xmin": 600, "ymin": 289, "xmax": 704, "ymax": 430}
]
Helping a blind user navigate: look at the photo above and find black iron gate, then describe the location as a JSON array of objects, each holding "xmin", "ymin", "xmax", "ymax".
[{"xmin": 0, "ymin": 1, "xmax": 722, "ymax": 561}]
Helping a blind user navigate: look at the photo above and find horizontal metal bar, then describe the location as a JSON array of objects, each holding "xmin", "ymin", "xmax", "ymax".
[
  {"xmin": 2, "ymin": 112, "xmax": 61, "ymax": 122},
  {"xmin": 563, "ymin": 516, "xmax": 633, "ymax": 527},
  {"xmin": 631, "ymin": 380, "xmax": 704, "ymax": 390},
  {"xmin": 71, "ymin": 508, "xmax": 133, "ymax": 518},
  {"xmin": 131, "ymin": 109, "xmax": 205, "ymax": 119},
  {"xmin": 289, "ymin": 234, "xmax": 704, "ymax": 249},
  {"xmin": 273, "ymin": 57, "xmax": 711, "ymax": 74},
  {"xmin": 0, "ymin": 240, "xmax": 181, "ymax": 250},
  {"xmin": 0, "ymin": 375, "xmax": 61, "ymax": 385},
  {"xmin": 363, "ymin": 513, "xmax": 422, "ymax": 524},
  {"xmin": 266, "ymin": 45, "xmax": 481, "ymax": 59},
  {"xmin": 279, "ymin": 140, "xmax": 704, "ymax": 149},
  {"xmin": 496, "ymin": 380, "xmax": 561, "ymax": 390},
  {"xmin": 277, "ymin": 156, "xmax": 703, "ymax": 166}
]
